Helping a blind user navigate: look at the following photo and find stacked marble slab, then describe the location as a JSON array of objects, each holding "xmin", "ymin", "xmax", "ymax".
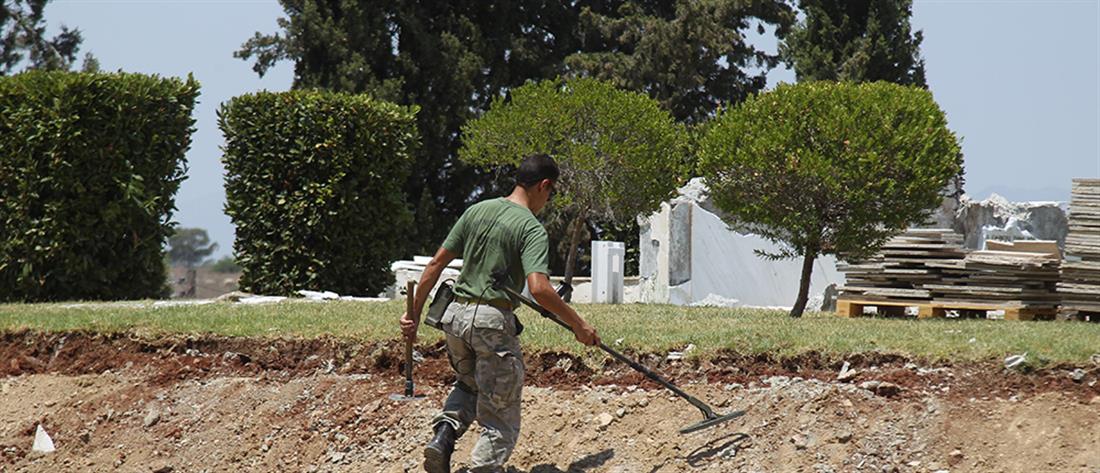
[{"xmin": 1059, "ymin": 179, "xmax": 1100, "ymax": 314}]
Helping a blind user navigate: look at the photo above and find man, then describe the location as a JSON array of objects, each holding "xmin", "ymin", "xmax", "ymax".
[{"xmin": 400, "ymin": 153, "xmax": 600, "ymax": 473}]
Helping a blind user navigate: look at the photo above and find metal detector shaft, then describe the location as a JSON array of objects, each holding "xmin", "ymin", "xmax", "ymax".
[{"xmin": 497, "ymin": 284, "xmax": 717, "ymax": 420}]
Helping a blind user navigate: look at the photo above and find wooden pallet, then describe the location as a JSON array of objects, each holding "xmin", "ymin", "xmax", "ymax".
[{"xmin": 836, "ymin": 298, "xmax": 1057, "ymax": 321}]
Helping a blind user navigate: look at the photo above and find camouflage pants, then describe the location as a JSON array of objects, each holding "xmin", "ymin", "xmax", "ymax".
[{"xmin": 431, "ymin": 300, "xmax": 524, "ymax": 472}]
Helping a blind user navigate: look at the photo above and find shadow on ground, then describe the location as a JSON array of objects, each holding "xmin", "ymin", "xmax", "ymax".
[{"xmin": 486, "ymin": 449, "xmax": 614, "ymax": 473}]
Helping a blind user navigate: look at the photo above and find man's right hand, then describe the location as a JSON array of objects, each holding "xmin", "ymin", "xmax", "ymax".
[
  {"xmin": 400, "ymin": 311, "xmax": 418, "ymax": 342},
  {"xmin": 573, "ymin": 321, "xmax": 600, "ymax": 346}
]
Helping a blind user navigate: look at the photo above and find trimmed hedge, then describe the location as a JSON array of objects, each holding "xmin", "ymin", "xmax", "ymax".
[
  {"xmin": 0, "ymin": 71, "xmax": 199, "ymax": 302},
  {"xmin": 220, "ymin": 91, "xmax": 417, "ymax": 296}
]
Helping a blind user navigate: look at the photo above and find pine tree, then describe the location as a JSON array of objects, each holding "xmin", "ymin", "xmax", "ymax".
[{"xmin": 779, "ymin": 0, "xmax": 926, "ymax": 87}]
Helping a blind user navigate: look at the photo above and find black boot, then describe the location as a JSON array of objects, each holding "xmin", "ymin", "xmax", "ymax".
[{"xmin": 423, "ymin": 422, "xmax": 456, "ymax": 473}]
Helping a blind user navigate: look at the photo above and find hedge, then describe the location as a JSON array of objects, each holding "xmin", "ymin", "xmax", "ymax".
[
  {"xmin": 0, "ymin": 71, "xmax": 199, "ymax": 302},
  {"xmin": 220, "ymin": 91, "xmax": 418, "ymax": 296}
]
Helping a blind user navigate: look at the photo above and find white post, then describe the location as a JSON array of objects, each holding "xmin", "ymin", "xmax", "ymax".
[{"xmin": 592, "ymin": 241, "xmax": 625, "ymax": 304}]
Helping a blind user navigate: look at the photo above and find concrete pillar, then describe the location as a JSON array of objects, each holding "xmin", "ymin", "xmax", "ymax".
[{"xmin": 591, "ymin": 241, "xmax": 625, "ymax": 303}]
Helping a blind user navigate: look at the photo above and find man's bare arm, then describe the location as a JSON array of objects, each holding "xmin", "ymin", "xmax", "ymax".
[
  {"xmin": 527, "ymin": 272, "xmax": 600, "ymax": 346},
  {"xmin": 400, "ymin": 247, "xmax": 458, "ymax": 340}
]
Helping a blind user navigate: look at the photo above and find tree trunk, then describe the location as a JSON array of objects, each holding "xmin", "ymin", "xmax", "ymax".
[
  {"xmin": 789, "ymin": 251, "xmax": 817, "ymax": 318},
  {"xmin": 562, "ymin": 215, "xmax": 586, "ymax": 302}
]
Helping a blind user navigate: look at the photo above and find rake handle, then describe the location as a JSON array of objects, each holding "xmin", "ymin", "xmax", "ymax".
[{"xmin": 499, "ymin": 284, "xmax": 716, "ymax": 419}]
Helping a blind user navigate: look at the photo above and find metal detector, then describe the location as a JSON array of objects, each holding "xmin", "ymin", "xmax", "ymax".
[{"xmin": 491, "ymin": 275, "xmax": 745, "ymax": 434}]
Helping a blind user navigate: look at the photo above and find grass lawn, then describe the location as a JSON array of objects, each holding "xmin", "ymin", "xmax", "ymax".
[{"xmin": 1, "ymin": 299, "xmax": 1098, "ymax": 365}]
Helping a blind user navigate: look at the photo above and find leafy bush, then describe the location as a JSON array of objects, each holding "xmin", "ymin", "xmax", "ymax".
[
  {"xmin": 697, "ymin": 81, "xmax": 963, "ymax": 317},
  {"xmin": 0, "ymin": 71, "xmax": 199, "ymax": 302},
  {"xmin": 220, "ymin": 91, "xmax": 418, "ymax": 296}
]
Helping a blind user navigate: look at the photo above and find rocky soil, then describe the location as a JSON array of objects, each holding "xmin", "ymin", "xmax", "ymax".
[{"xmin": 1, "ymin": 331, "xmax": 1099, "ymax": 472}]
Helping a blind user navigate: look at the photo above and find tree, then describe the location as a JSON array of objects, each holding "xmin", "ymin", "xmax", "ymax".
[
  {"xmin": 696, "ymin": 81, "xmax": 962, "ymax": 317},
  {"xmin": 779, "ymin": 0, "xmax": 926, "ymax": 87},
  {"xmin": 1, "ymin": 0, "xmax": 89, "ymax": 75},
  {"xmin": 461, "ymin": 77, "xmax": 688, "ymax": 291},
  {"xmin": 565, "ymin": 0, "xmax": 795, "ymax": 123},
  {"xmin": 236, "ymin": 0, "xmax": 793, "ymax": 253},
  {"xmin": 167, "ymin": 227, "xmax": 218, "ymax": 268},
  {"xmin": 205, "ymin": 255, "xmax": 242, "ymax": 273},
  {"xmin": 236, "ymin": 1, "xmax": 578, "ymax": 253}
]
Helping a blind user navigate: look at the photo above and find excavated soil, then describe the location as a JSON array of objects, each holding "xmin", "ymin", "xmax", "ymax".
[{"xmin": 1, "ymin": 330, "xmax": 1099, "ymax": 472}]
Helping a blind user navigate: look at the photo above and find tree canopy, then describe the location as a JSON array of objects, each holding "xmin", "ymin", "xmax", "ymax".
[
  {"xmin": 167, "ymin": 227, "xmax": 218, "ymax": 268},
  {"xmin": 779, "ymin": 0, "xmax": 926, "ymax": 87},
  {"xmin": 461, "ymin": 77, "xmax": 688, "ymax": 286},
  {"xmin": 1, "ymin": 0, "xmax": 91, "ymax": 75},
  {"xmin": 697, "ymin": 81, "xmax": 962, "ymax": 317}
]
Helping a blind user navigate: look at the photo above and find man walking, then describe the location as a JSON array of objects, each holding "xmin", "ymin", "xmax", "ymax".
[{"xmin": 400, "ymin": 153, "xmax": 600, "ymax": 473}]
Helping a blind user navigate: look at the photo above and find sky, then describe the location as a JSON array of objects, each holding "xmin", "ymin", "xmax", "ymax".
[{"xmin": 45, "ymin": 0, "xmax": 1100, "ymax": 259}]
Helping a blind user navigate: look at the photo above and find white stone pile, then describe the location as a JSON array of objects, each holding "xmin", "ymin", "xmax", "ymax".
[{"xmin": 1059, "ymin": 179, "xmax": 1100, "ymax": 314}]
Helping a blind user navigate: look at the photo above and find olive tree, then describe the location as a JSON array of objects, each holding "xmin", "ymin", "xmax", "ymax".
[
  {"xmin": 697, "ymin": 81, "xmax": 963, "ymax": 317},
  {"xmin": 461, "ymin": 77, "xmax": 688, "ymax": 290}
]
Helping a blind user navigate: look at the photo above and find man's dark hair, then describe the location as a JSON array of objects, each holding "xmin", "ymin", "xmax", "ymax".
[{"xmin": 515, "ymin": 153, "xmax": 559, "ymax": 188}]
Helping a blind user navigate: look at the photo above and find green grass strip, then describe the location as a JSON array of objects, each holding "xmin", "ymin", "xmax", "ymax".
[{"xmin": 1, "ymin": 300, "xmax": 1097, "ymax": 365}]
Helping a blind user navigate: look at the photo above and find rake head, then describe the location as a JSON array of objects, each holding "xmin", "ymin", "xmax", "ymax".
[{"xmin": 679, "ymin": 410, "xmax": 747, "ymax": 434}]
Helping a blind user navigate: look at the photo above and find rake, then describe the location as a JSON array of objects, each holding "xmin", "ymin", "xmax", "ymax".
[{"xmin": 491, "ymin": 275, "xmax": 745, "ymax": 434}]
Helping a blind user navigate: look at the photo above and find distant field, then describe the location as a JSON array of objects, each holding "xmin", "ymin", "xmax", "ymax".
[{"xmin": 1, "ymin": 299, "xmax": 1098, "ymax": 365}]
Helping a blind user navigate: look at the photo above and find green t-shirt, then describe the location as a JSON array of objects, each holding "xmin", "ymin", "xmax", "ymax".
[{"xmin": 442, "ymin": 197, "xmax": 550, "ymax": 304}]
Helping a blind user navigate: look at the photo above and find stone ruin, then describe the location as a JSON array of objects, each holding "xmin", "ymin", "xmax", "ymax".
[{"xmin": 638, "ymin": 179, "xmax": 1071, "ymax": 310}]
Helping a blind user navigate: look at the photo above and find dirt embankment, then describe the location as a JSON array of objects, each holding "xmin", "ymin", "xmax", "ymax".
[{"xmin": 1, "ymin": 331, "xmax": 1099, "ymax": 472}]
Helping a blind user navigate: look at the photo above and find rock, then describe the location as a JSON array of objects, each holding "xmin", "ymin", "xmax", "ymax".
[
  {"xmin": 32, "ymin": 425, "xmax": 55, "ymax": 453},
  {"xmin": 330, "ymin": 452, "xmax": 345, "ymax": 463},
  {"xmin": 765, "ymin": 376, "xmax": 791, "ymax": 387},
  {"xmin": 555, "ymin": 358, "xmax": 573, "ymax": 372},
  {"xmin": 834, "ymin": 430, "xmax": 853, "ymax": 444},
  {"xmin": 637, "ymin": 398, "xmax": 649, "ymax": 408},
  {"xmin": 859, "ymin": 381, "xmax": 902, "ymax": 397},
  {"xmin": 1003, "ymin": 353, "xmax": 1028, "ymax": 371},
  {"xmin": 837, "ymin": 362, "xmax": 859, "ymax": 382},
  {"xmin": 948, "ymin": 449, "xmax": 964, "ymax": 465},
  {"xmin": 1091, "ymin": 353, "xmax": 1100, "ymax": 366},
  {"xmin": 594, "ymin": 413, "xmax": 615, "ymax": 429},
  {"xmin": 953, "ymin": 194, "xmax": 1068, "ymax": 249},
  {"xmin": 1069, "ymin": 369, "xmax": 1086, "ymax": 382},
  {"xmin": 152, "ymin": 466, "xmax": 174, "ymax": 473},
  {"xmin": 144, "ymin": 409, "xmax": 161, "ymax": 429},
  {"xmin": 790, "ymin": 433, "xmax": 812, "ymax": 450},
  {"xmin": 616, "ymin": 408, "xmax": 626, "ymax": 418}
]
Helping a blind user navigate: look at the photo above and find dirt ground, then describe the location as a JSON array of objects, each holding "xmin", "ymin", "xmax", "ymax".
[{"xmin": 1, "ymin": 331, "xmax": 1099, "ymax": 472}]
